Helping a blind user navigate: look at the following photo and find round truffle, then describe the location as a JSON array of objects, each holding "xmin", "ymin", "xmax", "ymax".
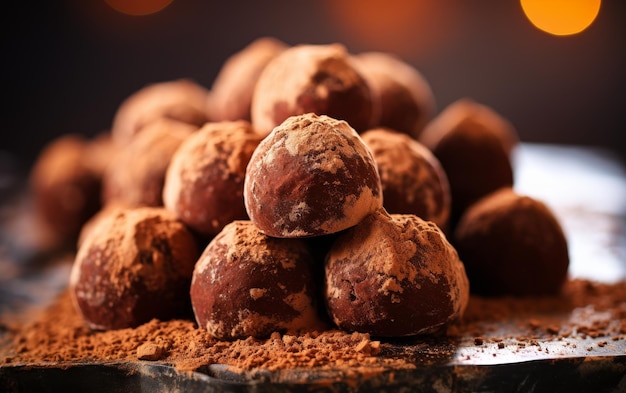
[
  {"xmin": 419, "ymin": 98, "xmax": 519, "ymax": 226},
  {"xmin": 29, "ymin": 134, "xmax": 106, "ymax": 241},
  {"xmin": 69, "ymin": 207, "xmax": 199, "ymax": 330},
  {"xmin": 163, "ymin": 120, "xmax": 263, "ymax": 238},
  {"xmin": 208, "ymin": 37, "xmax": 288, "ymax": 122},
  {"xmin": 190, "ymin": 220, "xmax": 325, "ymax": 340},
  {"xmin": 77, "ymin": 203, "xmax": 125, "ymax": 249},
  {"xmin": 361, "ymin": 128, "xmax": 450, "ymax": 230},
  {"xmin": 453, "ymin": 187, "xmax": 569, "ymax": 297},
  {"xmin": 324, "ymin": 208, "xmax": 469, "ymax": 337},
  {"xmin": 251, "ymin": 43, "xmax": 377, "ymax": 135},
  {"xmin": 353, "ymin": 51, "xmax": 435, "ymax": 139},
  {"xmin": 102, "ymin": 118, "xmax": 197, "ymax": 208},
  {"xmin": 111, "ymin": 79, "xmax": 210, "ymax": 144},
  {"xmin": 244, "ymin": 113, "xmax": 383, "ymax": 238}
]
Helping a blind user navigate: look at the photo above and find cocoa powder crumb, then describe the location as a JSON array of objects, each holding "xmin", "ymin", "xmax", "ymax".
[
  {"xmin": 137, "ymin": 342, "xmax": 166, "ymax": 361},
  {"xmin": 546, "ymin": 325, "xmax": 560, "ymax": 335},
  {"xmin": 559, "ymin": 329, "xmax": 572, "ymax": 338}
]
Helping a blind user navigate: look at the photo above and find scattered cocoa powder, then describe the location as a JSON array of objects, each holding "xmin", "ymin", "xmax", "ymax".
[
  {"xmin": 2, "ymin": 278, "xmax": 624, "ymax": 374},
  {"xmin": 0, "ymin": 289, "xmax": 411, "ymax": 373}
]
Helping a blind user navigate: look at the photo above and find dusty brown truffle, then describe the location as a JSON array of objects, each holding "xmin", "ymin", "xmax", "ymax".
[
  {"xmin": 190, "ymin": 220, "xmax": 325, "ymax": 340},
  {"xmin": 29, "ymin": 134, "xmax": 107, "ymax": 241},
  {"xmin": 325, "ymin": 208, "xmax": 470, "ymax": 337},
  {"xmin": 207, "ymin": 37, "xmax": 288, "ymax": 122},
  {"xmin": 244, "ymin": 113, "xmax": 383, "ymax": 238},
  {"xmin": 69, "ymin": 207, "xmax": 199, "ymax": 330},
  {"xmin": 251, "ymin": 43, "xmax": 377, "ymax": 135},
  {"xmin": 162, "ymin": 120, "xmax": 263, "ymax": 238},
  {"xmin": 361, "ymin": 128, "xmax": 450, "ymax": 230},
  {"xmin": 76, "ymin": 203, "xmax": 126, "ymax": 249},
  {"xmin": 453, "ymin": 187, "xmax": 569, "ymax": 297},
  {"xmin": 419, "ymin": 98, "xmax": 519, "ymax": 226},
  {"xmin": 111, "ymin": 79, "xmax": 210, "ymax": 144},
  {"xmin": 102, "ymin": 118, "xmax": 197, "ymax": 208},
  {"xmin": 353, "ymin": 51, "xmax": 436, "ymax": 139}
]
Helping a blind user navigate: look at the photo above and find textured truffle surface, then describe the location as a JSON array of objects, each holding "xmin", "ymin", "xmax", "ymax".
[
  {"xmin": 419, "ymin": 99, "xmax": 519, "ymax": 225},
  {"xmin": 208, "ymin": 37, "xmax": 288, "ymax": 122},
  {"xmin": 190, "ymin": 220, "xmax": 325, "ymax": 340},
  {"xmin": 453, "ymin": 188, "xmax": 570, "ymax": 296},
  {"xmin": 163, "ymin": 120, "xmax": 262, "ymax": 237},
  {"xmin": 244, "ymin": 113, "xmax": 383, "ymax": 238},
  {"xmin": 325, "ymin": 209, "xmax": 469, "ymax": 337},
  {"xmin": 251, "ymin": 44, "xmax": 376, "ymax": 135},
  {"xmin": 361, "ymin": 128, "xmax": 450, "ymax": 230},
  {"xmin": 111, "ymin": 79, "xmax": 210, "ymax": 144},
  {"xmin": 69, "ymin": 207, "xmax": 199, "ymax": 330},
  {"xmin": 29, "ymin": 134, "xmax": 106, "ymax": 240},
  {"xmin": 353, "ymin": 51, "xmax": 435, "ymax": 139},
  {"xmin": 102, "ymin": 118, "xmax": 197, "ymax": 208}
]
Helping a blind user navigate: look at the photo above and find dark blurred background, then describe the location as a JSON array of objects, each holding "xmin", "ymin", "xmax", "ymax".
[{"xmin": 2, "ymin": 0, "xmax": 625, "ymax": 174}]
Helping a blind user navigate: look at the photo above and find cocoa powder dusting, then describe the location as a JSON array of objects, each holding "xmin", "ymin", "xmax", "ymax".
[
  {"xmin": 0, "ymin": 290, "xmax": 407, "ymax": 372},
  {"xmin": 447, "ymin": 279, "xmax": 626, "ymax": 357},
  {"xmin": 2, "ymin": 278, "xmax": 624, "ymax": 372}
]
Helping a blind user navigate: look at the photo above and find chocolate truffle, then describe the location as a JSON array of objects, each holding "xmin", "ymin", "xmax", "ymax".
[
  {"xmin": 70, "ymin": 207, "xmax": 199, "ymax": 330},
  {"xmin": 77, "ymin": 203, "xmax": 125, "ymax": 249},
  {"xmin": 163, "ymin": 120, "xmax": 263, "ymax": 238},
  {"xmin": 29, "ymin": 134, "xmax": 105, "ymax": 241},
  {"xmin": 244, "ymin": 113, "xmax": 383, "ymax": 238},
  {"xmin": 324, "ymin": 208, "xmax": 469, "ymax": 337},
  {"xmin": 353, "ymin": 51, "xmax": 435, "ymax": 139},
  {"xmin": 250, "ymin": 43, "xmax": 377, "ymax": 135},
  {"xmin": 453, "ymin": 187, "xmax": 569, "ymax": 297},
  {"xmin": 190, "ymin": 220, "xmax": 324, "ymax": 340},
  {"xmin": 207, "ymin": 37, "xmax": 288, "ymax": 122},
  {"xmin": 102, "ymin": 118, "xmax": 197, "ymax": 208},
  {"xmin": 111, "ymin": 79, "xmax": 210, "ymax": 144},
  {"xmin": 419, "ymin": 98, "xmax": 519, "ymax": 225},
  {"xmin": 361, "ymin": 128, "xmax": 450, "ymax": 230}
]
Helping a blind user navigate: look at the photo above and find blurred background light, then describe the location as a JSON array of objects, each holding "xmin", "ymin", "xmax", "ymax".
[
  {"xmin": 1, "ymin": 1, "xmax": 624, "ymax": 171},
  {"xmin": 105, "ymin": 0, "xmax": 174, "ymax": 16},
  {"xmin": 520, "ymin": 0, "xmax": 601, "ymax": 36},
  {"xmin": 322, "ymin": 0, "xmax": 456, "ymax": 57}
]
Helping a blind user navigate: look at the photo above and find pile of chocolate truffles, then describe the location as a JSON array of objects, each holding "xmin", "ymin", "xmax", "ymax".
[{"xmin": 29, "ymin": 37, "xmax": 569, "ymax": 340}]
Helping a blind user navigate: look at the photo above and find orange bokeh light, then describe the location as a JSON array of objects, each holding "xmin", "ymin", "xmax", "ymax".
[
  {"xmin": 520, "ymin": 0, "xmax": 601, "ymax": 36},
  {"xmin": 105, "ymin": 0, "xmax": 174, "ymax": 16},
  {"xmin": 323, "ymin": 0, "xmax": 452, "ymax": 57}
]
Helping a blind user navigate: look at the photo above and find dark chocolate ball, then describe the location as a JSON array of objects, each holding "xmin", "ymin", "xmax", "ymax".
[
  {"xmin": 111, "ymin": 79, "xmax": 210, "ymax": 144},
  {"xmin": 208, "ymin": 37, "xmax": 288, "ymax": 122},
  {"xmin": 244, "ymin": 113, "xmax": 383, "ymax": 238},
  {"xmin": 325, "ymin": 208, "xmax": 469, "ymax": 337},
  {"xmin": 419, "ymin": 99, "xmax": 519, "ymax": 226},
  {"xmin": 453, "ymin": 187, "xmax": 569, "ymax": 296},
  {"xmin": 29, "ymin": 134, "xmax": 105, "ymax": 241},
  {"xmin": 353, "ymin": 51, "xmax": 436, "ymax": 139},
  {"xmin": 190, "ymin": 220, "xmax": 325, "ymax": 339},
  {"xmin": 163, "ymin": 120, "xmax": 263, "ymax": 237},
  {"xmin": 251, "ymin": 43, "xmax": 377, "ymax": 135},
  {"xmin": 70, "ymin": 207, "xmax": 199, "ymax": 330},
  {"xmin": 361, "ymin": 128, "xmax": 450, "ymax": 230},
  {"xmin": 102, "ymin": 118, "xmax": 197, "ymax": 208}
]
